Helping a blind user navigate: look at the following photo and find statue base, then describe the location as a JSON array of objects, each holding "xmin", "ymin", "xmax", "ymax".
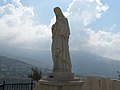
[
  {"xmin": 45, "ymin": 72, "xmax": 75, "ymax": 81},
  {"xmin": 34, "ymin": 72, "xmax": 84, "ymax": 90}
]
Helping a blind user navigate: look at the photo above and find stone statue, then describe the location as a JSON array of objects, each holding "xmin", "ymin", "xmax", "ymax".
[{"xmin": 52, "ymin": 7, "xmax": 72, "ymax": 72}]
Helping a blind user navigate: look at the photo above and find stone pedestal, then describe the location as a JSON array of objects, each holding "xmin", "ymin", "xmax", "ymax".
[
  {"xmin": 39, "ymin": 80, "xmax": 83, "ymax": 90},
  {"xmin": 46, "ymin": 72, "xmax": 75, "ymax": 81},
  {"xmin": 34, "ymin": 72, "xmax": 84, "ymax": 90}
]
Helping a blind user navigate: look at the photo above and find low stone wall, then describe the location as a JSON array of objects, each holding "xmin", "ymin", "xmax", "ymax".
[
  {"xmin": 34, "ymin": 76, "xmax": 120, "ymax": 90},
  {"xmin": 81, "ymin": 76, "xmax": 120, "ymax": 90}
]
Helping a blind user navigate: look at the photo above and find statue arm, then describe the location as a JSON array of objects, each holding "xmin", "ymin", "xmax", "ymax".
[
  {"xmin": 52, "ymin": 24, "xmax": 57, "ymax": 39},
  {"xmin": 60, "ymin": 18, "xmax": 70, "ymax": 38}
]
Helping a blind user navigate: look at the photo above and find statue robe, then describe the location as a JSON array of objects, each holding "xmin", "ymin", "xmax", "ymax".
[{"xmin": 52, "ymin": 17, "xmax": 71, "ymax": 72}]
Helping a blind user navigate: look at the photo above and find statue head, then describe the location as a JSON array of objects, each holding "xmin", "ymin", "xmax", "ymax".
[{"xmin": 54, "ymin": 7, "xmax": 64, "ymax": 19}]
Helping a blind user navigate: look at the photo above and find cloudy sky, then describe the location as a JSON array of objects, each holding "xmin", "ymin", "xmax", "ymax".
[{"xmin": 0, "ymin": 0, "xmax": 120, "ymax": 60}]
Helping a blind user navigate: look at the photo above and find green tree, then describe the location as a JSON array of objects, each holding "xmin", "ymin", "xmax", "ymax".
[{"xmin": 28, "ymin": 67, "xmax": 42, "ymax": 82}]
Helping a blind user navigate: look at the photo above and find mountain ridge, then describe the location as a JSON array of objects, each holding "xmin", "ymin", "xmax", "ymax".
[
  {"xmin": 0, "ymin": 50, "xmax": 120, "ymax": 79},
  {"xmin": 0, "ymin": 56, "xmax": 33, "ymax": 83}
]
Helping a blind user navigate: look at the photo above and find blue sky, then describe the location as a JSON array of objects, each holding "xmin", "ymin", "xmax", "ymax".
[
  {"xmin": 0, "ymin": 0, "xmax": 120, "ymax": 60},
  {"xmin": 89, "ymin": 0, "xmax": 120, "ymax": 32}
]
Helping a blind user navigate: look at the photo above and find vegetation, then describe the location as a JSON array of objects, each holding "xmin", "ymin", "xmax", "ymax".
[
  {"xmin": 117, "ymin": 71, "xmax": 120, "ymax": 80},
  {"xmin": 28, "ymin": 67, "xmax": 42, "ymax": 82},
  {"xmin": 0, "ymin": 56, "xmax": 32, "ymax": 83}
]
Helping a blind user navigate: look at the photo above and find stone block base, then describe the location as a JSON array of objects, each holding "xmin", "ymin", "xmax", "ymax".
[
  {"xmin": 35, "ymin": 80, "xmax": 83, "ymax": 90},
  {"xmin": 45, "ymin": 72, "xmax": 75, "ymax": 82},
  {"xmin": 34, "ymin": 72, "xmax": 83, "ymax": 90}
]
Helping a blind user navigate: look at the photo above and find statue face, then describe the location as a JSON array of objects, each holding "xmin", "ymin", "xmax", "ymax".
[{"xmin": 54, "ymin": 7, "xmax": 63, "ymax": 17}]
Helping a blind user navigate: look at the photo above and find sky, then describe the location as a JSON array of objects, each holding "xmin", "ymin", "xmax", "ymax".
[{"xmin": 0, "ymin": 0, "xmax": 120, "ymax": 60}]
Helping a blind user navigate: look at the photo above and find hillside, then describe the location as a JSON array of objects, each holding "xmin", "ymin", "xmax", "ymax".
[
  {"xmin": 1, "ymin": 49, "xmax": 120, "ymax": 79},
  {"xmin": 0, "ymin": 56, "xmax": 33, "ymax": 83},
  {"xmin": 71, "ymin": 51, "xmax": 120, "ymax": 78}
]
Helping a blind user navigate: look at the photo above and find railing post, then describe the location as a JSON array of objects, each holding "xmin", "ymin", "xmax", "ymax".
[
  {"xmin": 3, "ymin": 81, "xmax": 5, "ymax": 90},
  {"xmin": 31, "ymin": 80, "xmax": 33, "ymax": 90}
]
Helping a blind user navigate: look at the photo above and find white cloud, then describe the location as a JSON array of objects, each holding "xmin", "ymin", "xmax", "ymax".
[
  {"xmin": 69, "ymin": 27, "xmax": 120, "ymax": 60},
  {"xmin": 11, "ymin": 0, "xmax": 22, "ymax": 7},
  {"xmin": 0, "ymin": 1, "xmax": 51, "ymax": 49},
  {"xmin": 0, "ymin": 0, "xmax": 120, "ymax": 60},
  {"xmin": 65, "ymin": 0, "xmax": 120, "ymax": 60},
  {"xmin": 86, "ymin": 29, "xmax": 120, "ymax": 60},
  {"xmin": 67, "ymin": 0, "xmax": 109, "ymax": 26},
  {"xmin": 66, "ymin": 0, "xmax": 110, "ymax": 47}
]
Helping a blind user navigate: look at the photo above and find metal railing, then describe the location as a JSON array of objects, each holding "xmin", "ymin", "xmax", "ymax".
[{"xmin": 0, "ymin": 81, "xmax": 35, "ymax": 90}]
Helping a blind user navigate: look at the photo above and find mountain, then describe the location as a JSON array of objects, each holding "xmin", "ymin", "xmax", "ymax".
[
  {"xmin": 71, "ymin": 51, "xmax": 120, "ymax": 78},
  {"xmin": 0, "ymin": 47, "xmax": 52, "ymax": 68},
  {"xmin": 0, "ymin": 56, "xmax": 33, "ymax": 83},
  {"xmin": 1, "ymin": 47, "xmax": 120, "ymax": 79}
]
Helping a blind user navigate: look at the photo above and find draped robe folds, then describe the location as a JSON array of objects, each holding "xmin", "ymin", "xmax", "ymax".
[{"xmin": 52, "ymin": 17, "xmax": 72, "ymax": 72}]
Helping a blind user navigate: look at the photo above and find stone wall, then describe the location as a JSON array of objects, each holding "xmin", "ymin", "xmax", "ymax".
[
  {"xmin": 81, "ymin": 76, "xmax": 120, "ymax": 90},
  {"xmin": 34, "ymin": 76, "xmax": 120, "ymax": 90}
]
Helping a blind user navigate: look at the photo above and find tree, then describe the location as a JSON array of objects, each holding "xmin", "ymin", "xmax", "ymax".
[
  {"xmin": 28, "ymin": 67, "xmax": 42, "ymax": 82},
  {"xmin": 117, "ymin": 71, "xmax": 120, "ymax": 80}
]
